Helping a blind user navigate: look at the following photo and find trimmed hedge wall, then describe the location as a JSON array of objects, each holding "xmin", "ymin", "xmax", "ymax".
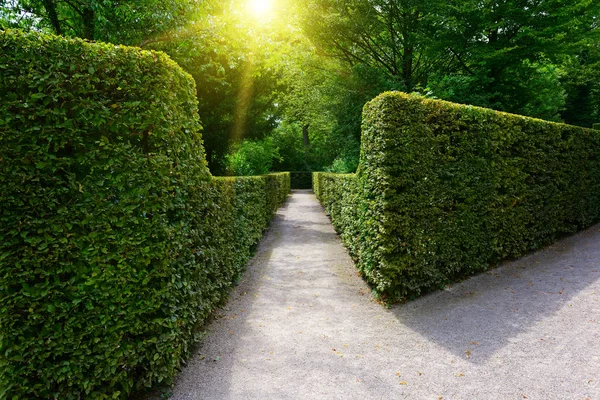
[
  {"xmin": 315, "ymin": 92, "xmax": 600, "ymax": 300},
  {"xmin": 593, "ymin": 123, "xmax": 600, "ymax": 130},
  {"xmin": 313, "ymin": 173, "xmax": 364, "ymax": 259},
  {"xmin": 290, "ymin": 171, "xmax": 312, "ymax": 189},
  {"xmin": 0, "ymin": 30, "xmax": 289, "ymax": 399}
]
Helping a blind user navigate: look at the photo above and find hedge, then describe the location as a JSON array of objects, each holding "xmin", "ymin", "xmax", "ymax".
[
  {"xmin": 315, "ymin": 92, "xmax": 600, "ymax": 300},
  {"xmin": 0, "ymin": 29, "xmax": 289, "ymax": 399},
  {"xmin": 290, "ymin": 171, "xmax": 312, "ymax": 189},
  {"xmin": 593, "ymin": 123, "xmax": 600, "ymax": 130}
]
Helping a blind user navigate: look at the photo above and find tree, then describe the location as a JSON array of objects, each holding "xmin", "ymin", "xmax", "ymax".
[
  {"xmin": 145, "ymin": 1, "xmax": 286, "ymax": 172},
  {"xmin": 299, "ymin": 0, "xmax": 446, "ymax": 92},
  {"xmin": 559, "ymin": 26, "xmax": 600, "ymax": 127},
  {"xmin": 429, "ymin": 0, "xmax": 600, "ymax": 119},
  {"xmin": 224, "ymin": 137, "xmax": 281, "ymax": 175},
  {"xmin": 0, "ymin": 0, "xmax": 201, "ymax": 45}
]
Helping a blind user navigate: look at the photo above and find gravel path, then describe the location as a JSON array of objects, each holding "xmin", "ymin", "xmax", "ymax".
[{"xmin": 165, "ymin": 189, "xmax": 600, "ymax": 400}]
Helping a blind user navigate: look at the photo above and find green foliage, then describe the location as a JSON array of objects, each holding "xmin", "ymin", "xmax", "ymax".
[
  {"xmin": 326, "ymin": 153, "xmax": 359, "ymax": 174},
  {"xmin": 313, "ymin": 172, "xmax": 363, "ymax": 259},
  {"xmin": 0, "ymin": 0, "xmax": 200, "ymax": 44},
  {"xmin": 429, "ymin": 60, "xmax": 566, "ymax": 121},
  {"xmin": 560, "ymin": 45, "xmax": 600, "ymax": 127},
  {"xmin": 225, "ymin": 138, "xmax": 281, "ymax": 176},
  {"xmin": 593, "ymin": 123, "xmax": 600, "ymax": 130},
  {"xmin": 147, "ymin": 7, "xmax": 285, "ymax": 173},
  {"xmin": 316, "ymin": 92, "xmax": 600, "ymax": 300},
  {"xmin": 7, "ymin": 0, "xmax": 597, "ymax": 173},
  {"xmin": 0, "ymin": 29, "xmax": 289, "ymax": 399},
  {"xmin": 269, "ymin": 121, "xmax": 310, "ymax": 171},
  {"xmin": 1, "ymin": 0, "xmax": 285, "ymax": 172},
  {"xmin": 299, "ymin": 0, "xmax": 442, "ymax": 92},
  {"xmin": 297, "ymin": 0, "xmax": 599, "ymax": 169},
  {"xmin": 430, "ymin": 0, "xmax": 599, "ymax": 121}
]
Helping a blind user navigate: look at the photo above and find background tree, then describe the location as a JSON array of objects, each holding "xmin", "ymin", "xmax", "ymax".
[
  {"xmin": 428, "ymin": 0, "xmax": 599, "ymax": 120},
  {"xmin": 299, "ymin": 0, "xmax": 446, "ymax": 92},
  {"xmin": 0, "ymin": 0, "xmax": 201, "ymax": 45}
]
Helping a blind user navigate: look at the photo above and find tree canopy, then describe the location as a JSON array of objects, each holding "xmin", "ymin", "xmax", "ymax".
[{"xmin": 2, "ymin": 0, "xmax": 599, "ymax": 174}]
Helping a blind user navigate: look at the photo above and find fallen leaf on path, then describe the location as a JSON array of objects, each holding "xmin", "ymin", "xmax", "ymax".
[
  {"xmin": 465, "ymin": 350, "xmax": 471, "ymax": 358},
  {"xmin": 399, "ymin": 381, "xmax": 407, "ymax": 385}
]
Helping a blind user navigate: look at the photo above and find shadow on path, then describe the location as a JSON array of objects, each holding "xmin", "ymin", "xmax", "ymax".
[{"xmin": 393, "ymin": 225, "xmax": 600, "ymax": 364}]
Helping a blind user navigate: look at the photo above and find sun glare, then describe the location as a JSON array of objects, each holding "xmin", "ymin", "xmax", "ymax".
[{"xmin": 247, "ymin": 0, "xmax": 274, "ymax": 18}]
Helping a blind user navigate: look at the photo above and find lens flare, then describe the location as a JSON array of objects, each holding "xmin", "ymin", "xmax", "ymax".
[{"xmin": 247, "ymin": 0, "xmax": 274, "ymax": 17}]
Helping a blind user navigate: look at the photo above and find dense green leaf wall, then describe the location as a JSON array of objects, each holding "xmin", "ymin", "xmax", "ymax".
[
  {"xmin": 315, "ymin": 92, "xmax": 600, "ymax": 300},
  {"xmin": 0, "ymin": 30, "xmax": 289, "ymax": 398}
]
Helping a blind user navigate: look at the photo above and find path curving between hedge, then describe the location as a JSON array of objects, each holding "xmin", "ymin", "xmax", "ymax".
[{"xmin": 161, "ymin": 190, "xmax": 600, "ymax": 400}]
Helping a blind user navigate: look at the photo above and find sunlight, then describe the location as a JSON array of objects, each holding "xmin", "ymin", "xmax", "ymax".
[{"xmin": 247, "ymin": 0, "xmax": 275, "ymax": 18}]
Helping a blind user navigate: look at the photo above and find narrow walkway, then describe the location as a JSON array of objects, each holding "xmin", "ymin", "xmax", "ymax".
[{"xmin": 167, "ymin": 190, "xmax": 600, "ymax": 399}]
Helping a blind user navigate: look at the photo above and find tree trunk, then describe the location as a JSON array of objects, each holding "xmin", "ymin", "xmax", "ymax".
[
  {"xmin": 402, "ymin": 44, "xmax": 413, "ymax": 91},
  {"xmin": 302, "ymin": 124, "xmax": 310, "ymax": 147},
  {"xmin": 41, "ymin": 0, "xmax": 62, "ymax": 35},
  {"xmin": 82, "ymin": 6, "xmax": 95, "ymax": 40}
]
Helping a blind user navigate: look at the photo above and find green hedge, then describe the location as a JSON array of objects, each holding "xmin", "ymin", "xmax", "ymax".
[
  {"xmin": 593, "ymin": 123, "xmax": 600, "ymax": 130},
  {"xmin": 0, "ymin": 29, "xmax": 289, "ymax": 399},
  {"xmin": 315, "ymin": 92, "xmax": 600, "ymax": 300},
  {"xmin": 290, "ymin": 171, "xmax": 312, "ymax": 189},
  {"xmin": 313, "ymin": 173, "xmax": 364, "ymax": 258}
]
